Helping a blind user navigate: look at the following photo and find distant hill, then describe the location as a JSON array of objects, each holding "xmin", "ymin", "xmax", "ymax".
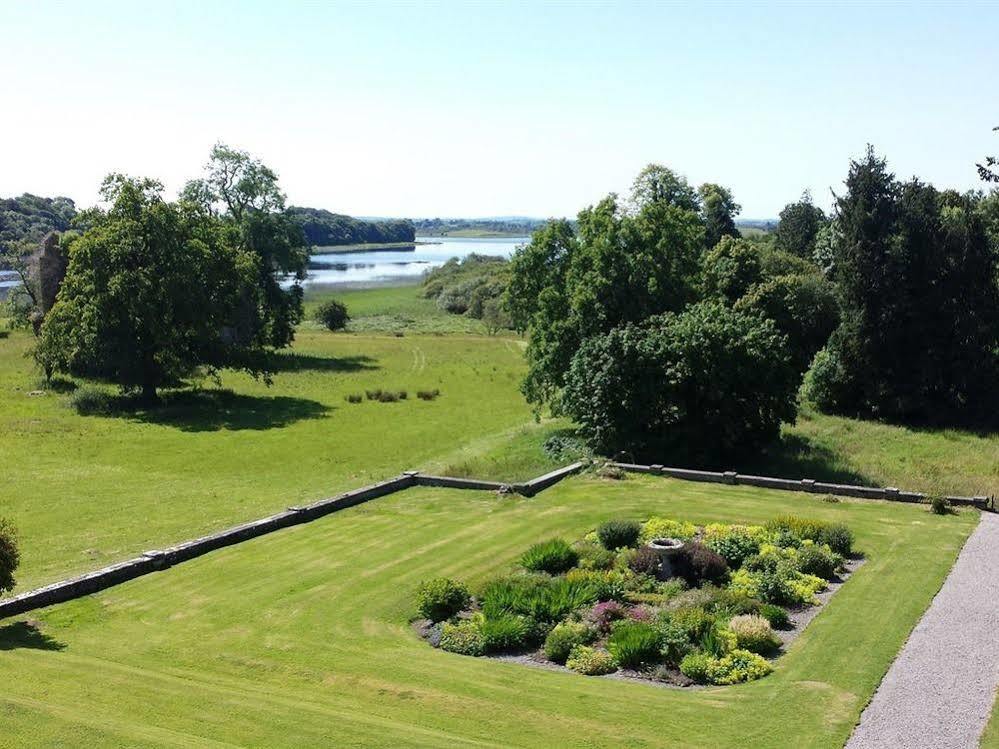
[
  {"xmin": 410, "ymin": 217, "xmax": 546, "ymax": 237},
  {"xmin": 0, "ymin": 194, "xmax": 77, "ymax": 249},
  {"xmin": 287, "ymin": 206, "xmax": 415, "ymax": 247}
]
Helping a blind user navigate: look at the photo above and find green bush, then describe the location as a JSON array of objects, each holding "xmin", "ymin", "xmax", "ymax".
[
  {"xmin": 705, "ymin": 649, "xmax": 773, "ymax": 685},
  {"xmin": 596, "ymin": 520, "xmax": 641, "ymax": 550},
  {"xmin": 543, "ymin": 621, "xmax": 595, "ymax": 664},
  {"xmin": 766, "ymin": 515, "xmax": 826, "ymax": 544},
  {"xmin": 520, "ymin": 538, "xmax": 579, "ymax": 575},
  {"xmin": 728, "ymin": 614, "xmax": 778, "ymax": 654},
  {"xmin": 704, "ymin": 530, "xmax": 760, "ymax": 569},
  {"xmin": 415, "ymin": 578, "xmax": 471, "ymax": 622},
  {"xmin": 797, "ymin": 544, "xmax": 840, "ymax": 580},
  {"xmin": 478, "ymin": 613, "xmax": 534, "ymax": 652},
  {"xmin": 69, "ymin": 386, "xmax": 113, "ymax": 416},
  {"xmin": 607, "ymin": 620, "xmax": 662, "ymax": 668},
  {"xmin": 0, "ymin": 518, "xmax": 20, "ymax": 594},
  {"xmin": 416, "ymin": 388, "xmax": 441, "ymax": 401},
  {"xmin": 439, "ymin": 620, "xmax": 485, "ymax": 656},
  {"xmin": 315, "ymin": 299, "xmax": 350, "ymax": 331},
  {"xmin": 819, "ymin": 524, "xmax": 854, "ymax": 556},
  {"xmin": 667, "ymin": 606, "xmax": 717, "ymax": 641},
  {"xmin": 679, "ymin": 651, "xmax": 713, "ymax": 682},
  {"xmin": 699, "ymin": 623, "xmax": 738, "ymax": 657},
  {"xmin": 640, "ymin": 517, "xmax": 698, "ymax": 542},
  {"xmin": 575, "ymin": 541, "xmax": 616, "ymax": 571},
  {"xmin": 565, "ymin": 645, "xmax": 616, "ymax": 675},
  {"xmin": 759, "ymin": 603, "xmax": 791, "ymax": 630},
  {"xmin": 344, "ymin": 393, "xmax": 363, "ymax": 404},
  {"xmin": 655, "ymin": 617, "xmax": 692, "ymax": 665}
]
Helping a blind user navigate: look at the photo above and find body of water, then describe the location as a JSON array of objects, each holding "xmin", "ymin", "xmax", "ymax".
[{"xmin": 304, "ymin": 235, "xmax": 528, "ymax": 287}]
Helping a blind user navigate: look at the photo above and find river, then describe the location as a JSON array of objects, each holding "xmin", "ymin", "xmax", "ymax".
[{"xmin": 304, "ymin": 235, "xmax": 528, "ymax": 287}]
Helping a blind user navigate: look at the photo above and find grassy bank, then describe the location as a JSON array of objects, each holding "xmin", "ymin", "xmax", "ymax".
[{"xmin": 0, "ymin": 475, "xmax": 975, "ymax": 747}]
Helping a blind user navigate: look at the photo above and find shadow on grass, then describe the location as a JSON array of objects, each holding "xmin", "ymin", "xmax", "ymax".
[
  {"xmin": 265, "ymin": 352, "xmax": 379, "ymax": 373},
  {"xmin": 124, "ymin": 389, "xmax": 331, "ymax": 432},
  {"xmin": 737, "ymin": 434, "xmax": 871, "ymax": 485},
  {"xmin": 0, "ymin": 621, "xmax": 66, "ymax": 652}
]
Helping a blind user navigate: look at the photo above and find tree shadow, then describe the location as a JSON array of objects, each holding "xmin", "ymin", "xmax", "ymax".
[
  {"xmin": 124, "ymin": 389, "xmax": 331, "ymax": 432},
  {"xmin": 735, "ymin": 433, "xmax": 871, "ymax": 485},
  {"xmin": 0, "ymin": 621, "xmax": 66, "ymax": 652},
  {"xmin": 265, "ymin": 352, "xmax": 379, "ymax": 373}
]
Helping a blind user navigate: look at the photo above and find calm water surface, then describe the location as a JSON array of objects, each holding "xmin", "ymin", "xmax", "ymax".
[{"xmin": 305, "ymin": 235, "xmax": 528, "ymax": 287}]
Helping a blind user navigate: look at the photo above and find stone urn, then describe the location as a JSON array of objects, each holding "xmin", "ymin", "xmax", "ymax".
[{"xmin": 647, "ymin": 537, "xmax": 684, "ymax": 580}]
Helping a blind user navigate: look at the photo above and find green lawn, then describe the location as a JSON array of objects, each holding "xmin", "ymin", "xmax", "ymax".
[
  {"xmin": 0, "ymin": 475, "xmax": 976, "ymax": 747},
  {"xmin": 0, "ymin": 327, "xmax": 552, "ymax": 595}
]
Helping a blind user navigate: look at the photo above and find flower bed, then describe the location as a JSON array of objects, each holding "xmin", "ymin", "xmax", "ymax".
[{"xmin": 414, "ymin": 514, "xmax": 856, "ymax": 686}]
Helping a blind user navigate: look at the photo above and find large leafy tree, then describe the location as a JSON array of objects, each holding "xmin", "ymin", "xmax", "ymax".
[
  {"xmin": 509, "ymin": 188, "xmax": 704, "ymax": 410},
  {"xmin": 807, "ymin": 148, "xmax": 999, "ymax": 426},
  {"xmin": 561, "ymin": 302, "xmax": 798, "ymax": 463},
  {"xmin": 37, "ymin": 175, "xmax": 262, "ymax": 401},
  {"xmin": 774, "ymin": 191, "xmax": 826, "ymax": 258},
  {"xmin": 698, "ymin": 183, "xmax": 741, "ymax": 249},
  {"xmin": 182, "ymin": 144, "xmax": 308, "ymax": 349},
  {"xmin": 628, "ymin": 164, "xmax": 701, "ymax": 213}
]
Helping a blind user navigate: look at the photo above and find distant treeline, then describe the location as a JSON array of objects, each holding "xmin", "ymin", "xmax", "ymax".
[
  {"xmin": 287, "ymin": 206, "xmax": 415, "ymax": 247},
  {"xmin": 411, "ymin": 217, "xmax": 546, "ymax": 237},
  {"xmin": 1, "ymin": 195, "xmax": 77, "ymax": 263}
]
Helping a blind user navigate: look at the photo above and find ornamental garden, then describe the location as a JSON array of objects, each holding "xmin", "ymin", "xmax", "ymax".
[{"xmin": 415, "ymin": 512, "xmax": 854, "ymax": 686}]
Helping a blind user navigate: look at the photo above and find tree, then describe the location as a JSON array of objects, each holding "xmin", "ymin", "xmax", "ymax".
[
  {"xmin": 561, "ymin": 302, "xmax": 798, "ymax": 463},
  {"xmin": 482, "ymin": 298, "xmax": 512, "ymax": 335},
  {"xmin": 629, "ymin": 164, "xmax": 701, "ymax": 213},
  {"xmin": 701, "ymin": 236, "xmax": 763, "ymax": 303},
  {"xmin": 774, "ymin": 192, "xmax": 826, "ymax": 257},
  {"xmin": 512, "ymin": 189, "xmax": 704, "ymax": 410},
  {"xmin": 0, "ymin": 517, "xmax": 20, "ymax": 594},
  {"xmin": 315, "ymin": 299, "xmax": 350, "ymax": 331},
  {"xmin": 808, "ymin": 148, "xmax": 999, "ymax": 426},
  {"xmin": 37, "ymin": 175, "xmax": 263, "ymax": 401},
  {"xmin": 183, "ymin": 143, "xmax": 308, "ymax": 349},
  {"xmin": 698, "ymin": 183, "xmax": 741, "ymax": 248},
  {"xmin": 977, "ymin": 126, "xmax": 998, "ymax": 183}
]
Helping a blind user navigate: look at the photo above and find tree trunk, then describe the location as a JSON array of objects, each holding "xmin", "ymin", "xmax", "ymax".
[{"xmin": 141, "ymin": 381, "xmax": 159, "ymax": 405}]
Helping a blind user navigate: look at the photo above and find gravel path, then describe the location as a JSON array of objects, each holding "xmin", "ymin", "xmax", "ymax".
[{"xmin": 846, "ymin": 512, "xmax": 999, "ymax": 749}]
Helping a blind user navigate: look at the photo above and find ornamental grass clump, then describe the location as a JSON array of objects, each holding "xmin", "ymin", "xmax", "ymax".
[
  {"xmin": 478, "ymin": 613, "xmax": 534, "ymax": 652},
  {"xmin": 728, "ymin": 614, "xmax": 779, "ymax": 654},
  {"xmin": 608, "ymin": 620, "xmax": 662, "ymax": 668},
  {"xmin": 519, "ymin": 538, "xmax": 579, "ymax": 575},
  {"xmin": 480, "ymin": 576, "xmax": 598, "ymax": 625},
  {"xmin": 415, "ymin": 578, "xmax": 470, "ymax": 622},
  {"xmin": 596, "ymin": 520, "xmax": 641, "ymax": 550}
]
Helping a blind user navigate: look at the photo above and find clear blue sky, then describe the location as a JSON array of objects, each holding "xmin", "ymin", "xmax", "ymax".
[{"xmin": 2, "ymin": 0, "xmax": 996, "ymax": 219}]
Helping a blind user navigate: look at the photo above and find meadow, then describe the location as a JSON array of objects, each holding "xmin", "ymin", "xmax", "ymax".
[{"xmin": 0, "ymin": 475, "xmax": 976, "ymax": 747}]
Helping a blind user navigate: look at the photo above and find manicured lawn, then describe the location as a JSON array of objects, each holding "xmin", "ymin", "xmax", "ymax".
[
  {"xmin": 0, "ymin": 327, "xmax": 546, "ymax": 594},
  {"xmin": 984, "ymin": 710, "xmax": 999, "ymax": 748},
  {"xmin": 0, "ymin": 475, "xmax": 976, "ymax": 747}
]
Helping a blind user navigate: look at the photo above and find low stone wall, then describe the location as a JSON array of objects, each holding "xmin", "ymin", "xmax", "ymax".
[
  {"xmin": 516, "ymin": 461, "xmax": 586, "ymax": 497},
  {"xmin": 612, "ymin": 462, "xmax": 992, "ymax": 509}
]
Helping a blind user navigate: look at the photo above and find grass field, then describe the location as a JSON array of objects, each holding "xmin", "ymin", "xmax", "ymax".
[{"xmin": 0, "ymin": 475, "xmax": 976, "ymax": 747}]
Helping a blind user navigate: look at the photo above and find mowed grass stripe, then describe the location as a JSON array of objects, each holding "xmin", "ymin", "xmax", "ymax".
[{"xmin": 0, "ymin": 477, "xmax": 976, "ymax": 747}]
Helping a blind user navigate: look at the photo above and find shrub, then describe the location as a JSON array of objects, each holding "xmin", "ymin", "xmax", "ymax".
[
  {"xmin": 728, "ymin": 615, "xmax": 779, "ymax": 654},
  {"xmin": 416, "ymin": 389, "xmax": 441, "ymax": 401},
  {"xmin": 565, "ymin": 569, "xmax": 629, "ymax": 602},
  {"xmin": 586, "ymin": 600, "xmax": 627, "ymax": 632},
  {"xmin": 766, "ymin": 515, "xmax": 826, "ymax": 544},
  {"xmin": 565, "ymin": 645, "xmax": 616, "ymax": 675},
  {"xmin": 480, "ymin": 576, "xmax": 599, "ymax": 624},
  {"xmin": 759, "ymin": 603, "xmax": 791, "ymax": 630},
  {"xmin": 365, "ymin": 389, "xmax": 382, "ymax": 400},
  {"xmin": 667, "ymin": 607, "xmax": 716, "ymax": 641},
  {"xmin": 929, "ymin": 495, "xmax": 949, "ymax": 515},
  {"xmin": 542, "ymin": 434, "xmax": 590, "ymax": 462},
  {"xmin": 596, "ymin": 520, "xmax": 641, "ymax": 550},
  {"xmin": 595, "ymin": 463, "xmax": 626, "ymax": 480},
  {"xmin": 439, "ymin": 620, "xmax": 485, "ymax": 656},
  {"xmin": 673, "ymin": 542, "xmax": 729, "ymax": 587},
  {"xmin": 704, "ymin": 528, "xmax": 761, "ymax": 569},
  {"xmin": 520, "ymin": 538, "xmax": 579, "ymax": 575},
  {"xmin": 377, "ymin": 391, "xmax": 399, "ymax": 403},
  {"xmin": 626, "ymin": 547, "xmax": 661, "ymax": 576},
  {"xmin": 344, "ymin": 393, "xmax": 363, "ymax": 404},
  {"xmin": 478, "ymin": 613, "xmax": 534, "ymax": 652},
  {"xmin": 544, "ymin": 621, "xmax": 595, "ymax": 664},
  {"xmin": 705, "ymin": 649, "xmax": 773, "ymax": 685},
  {"xmin": 397, "ymin": 390, "xmax": 408, "ymax": 400},
  {"xmin": 656, "ymin": 618, "xmax": 693, "ymax": 665},
  {"xmin": 679, "ymin": 651, "xmax": 713, "ymax": 683},
  {"xmin": 797, "ymin": 544, "xmax": 840, "ymax": 580},
  {"xmin": 315, "ymin": 299, "xmax": 350, "ymax": 331},
  {"xmin": 69, "ymin": 386, "xmax": 113, "ymax": 415},
  {"xmin": 0, "ymin": 518, "xmax": 20, "ymax": 594},
  {"xmin": 699, "ymin": 623, "xmax": 738, "ymax": 657},
  {"xmin": 575, "ymin": 541, "xmax": 617, "ymax": 571},
  {"xmin": 640, "ymin": 517, "xmax": 697, "ymax": 542},
  {"xmin": 607, "ymin": 620, "xmax": 662, "ymax": 668},
  {"xmin": 819, "ymin": 524, "xmax": 854, "ymax": 556},
  {"xmin": 415, "ymin": 578, "xmax": 471, "ymax": 622}
]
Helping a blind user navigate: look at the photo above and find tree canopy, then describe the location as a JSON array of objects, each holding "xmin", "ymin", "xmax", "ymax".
[
  {"xmin": 774, "ymin": 192, "xmax": 826, "ymax": 259},
  {"xmin": 288, "ymin": 206, "xmax": 414, "ymax": 246}
]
